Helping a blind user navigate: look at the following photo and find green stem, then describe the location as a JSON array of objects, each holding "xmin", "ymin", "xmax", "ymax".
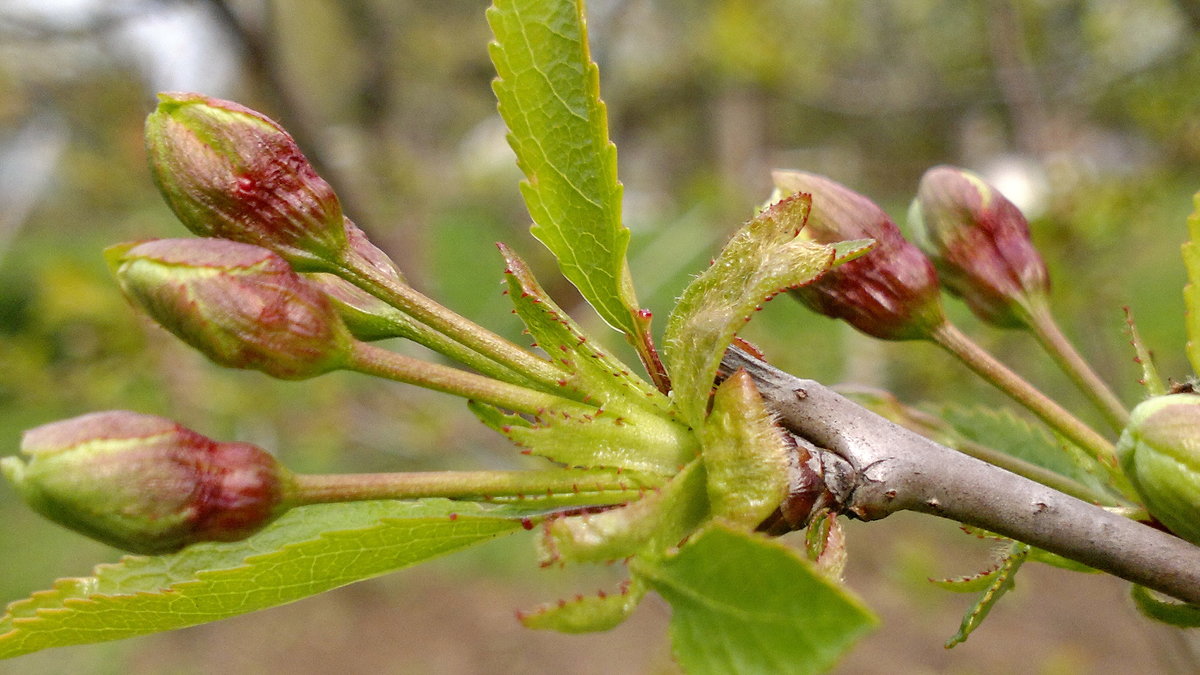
[
  {"xmin": 372, "ymin": 311, "xmax": 549, "ymax": 391},
  {"xmin": 1025, "ymin": 302, "xmax": 1129, "ymax": 432},
  {"xmin": 291, "ymin": 468, "xmax": 648, "ymax": 507},
  {"xmin": 336, "ymin": 253, "xmax": 568, "ymax": 390},
  {"xmin": 929, "ymin": 321, "xmax": 1120, "ymax": 471},
  {"xmin": 346, "ymin": 341, "xmax": 584, "ymax": 417}
]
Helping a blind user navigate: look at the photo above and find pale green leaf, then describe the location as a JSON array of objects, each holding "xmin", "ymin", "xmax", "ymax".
[
  {"xmin": 540, "ymin": 459, "xmax": 708, "ymax": 566},
  {"xmin": 487, "ymin": 0, "xmax": 641, "ymax": 337},
  {"xmin": 0, "ymin": 500, "xmax": 533, "ymax": 659},
  {"xmin": 701, "ymin": 370, "xmax": 789, "ymax": 529},
  {"xmin": 1124, "ymin": 308, "xmax": 1166, "ymax": 396},
  {"xmin": 636, "ymin": 524, "xmax": 876, "ymax": 675},
  {"xmin": 665, "ymin": 193, "xmax": 870, "ymax": 425},
  {"xmin": 519, "ymin": 579, "xmax": 647, "ymax": 633},
  {"xmin": 498, "ymin": 244, "xmax": 667, "ymax": 415},
  {"xmin": 1183, "ymin": 191, "xmax": 1200, "ymax": 376},
  {"xmin": 492, "ymin": 245, "xmax": 697, "ymax": 475},
  {"xmin": 945, "ymin": 541, "xmax": 1028, "ymax": 648}
]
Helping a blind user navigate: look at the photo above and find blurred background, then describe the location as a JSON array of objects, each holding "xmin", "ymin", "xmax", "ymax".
[{"xmin": 2, "ymin": 0, "xmax": 1200, "ymax": 672}]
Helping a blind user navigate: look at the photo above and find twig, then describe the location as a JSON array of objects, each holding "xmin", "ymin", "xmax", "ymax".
[{"xmin": 721, "ymin": 346, "xmax": 1200, "ymax": 605}]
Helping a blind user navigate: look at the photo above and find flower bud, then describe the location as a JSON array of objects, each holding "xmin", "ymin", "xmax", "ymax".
[
  {"xmin": 145, "ymin": 92, "xmax": 347, "ymax": 270},
  {"xmin": 1, "ymin": 411, "xmax": 295, "ymax": 553},
  {"xmin": 908, "ymin": 165, "xmax": 1049, "ymax": 328},
  {"xmin": 1117, "ymin": 393, "xmax": 1200, "ymax": 545},
  {"xmin": 773, "ymin": 170, "xmax": 945, "ymax": 340},
  {"xmin": 110, "ymin": 238, "xmax": 354, "ymax": 379}
]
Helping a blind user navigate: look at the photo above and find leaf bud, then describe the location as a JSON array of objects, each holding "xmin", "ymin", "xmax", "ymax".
[
  {"xmin": 1, "ymin": 411, "xmax": 295, "ymax": 553},
  {"xmin": 773, "ymin": 170, "xmax": 946, "ymax": 340},
  {"xmin": 145, "ymin": 92, "xmax": 347, "ymax": 270},
  {"xmin": 1117, "ymin": 393, "xmax": 1200, "ymax": 545},
  {"xmin": 908, "ymin": 165, "xmax": 1050, "ymax": 327},
  {"xmin": 110, "ymin": 238, "xmax": 354, "ymax": 379}
]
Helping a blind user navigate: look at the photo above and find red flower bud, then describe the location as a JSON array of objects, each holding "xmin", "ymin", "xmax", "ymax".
[
  {"xmin": 145, "ymin": 92, "xmax": 347, "ymax": 270},
  {"xmin": 908, "ymin": 165, "xmax": 1049, "ymax": 328},
  {"xmin": 110, "ymin": 238, "xmax": 354, "ymax": 379},
  {"xmin": 773, "ymin": 170, "xmax": 946, "ymax": 340},
  {"xmin": 2, "ymin": 411, "xmax": 295, "ymax": 553}
]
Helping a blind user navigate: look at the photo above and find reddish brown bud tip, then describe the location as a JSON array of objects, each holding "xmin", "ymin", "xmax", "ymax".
[
  {"xmin": 773, "ymin": 170, "xmax": 946, "ymax": 340},
  {"xmin": 145, "ymin": 93, "xmax": 346, "ymax": 270},
  {"xmin": 908, "ymin": 165, "xmax": 1049, "ymax": 327},
  {"xmin": 2, "ymin": 411, "xmax": 295, "ymax": 553},
  {"xmin": 110, "ymin": 238, "xmax": 354, "ymax": 379}
]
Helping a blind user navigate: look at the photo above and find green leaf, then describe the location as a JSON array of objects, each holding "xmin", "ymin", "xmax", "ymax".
[
  {"xmin": 664, "ymin": 194, "xmax": 870, "ymax": 426},
  {"xmin": 701, "ymin": 370, "xmax": 789, "ymax": 529},
  {"xmin": 0, "ymin": 500, "xmax": 531, "ymax": 659},
  {"xmin": 490, "ymin": 245, "xmax": 697, "ymax": 475},
  {"xmin": 636, "ymin": 524, "xmax": 876, "ymax": 675},
  {"xmin": 487, "ymin": 0, "xmax": 642, "ymax": 338},
  {"xmin": 944, "ymin": 541, "xmax": 1028, "ymax": 648},
  {"xmin": 519, "ymin": 579, "xmax": 647, "ymax": 633},
  {"xmin": 1183, "ymin": 191, "xmax": 1200, "ymax": 376},
  {"xmin": 1124, "ymin": 308, "xmax": 1166, "ymax": 396},
  {"xmin": 540, "ymin": 459, "xmax": 709, "ymax": 566},
  {"xmin": 938, "ymin": 405, "xmax": 1110, "ymax": 494},
  {"xmin": 1131, "ymin": 585, "xmax": 1200, "ymax": 627},
  {"xmin": 498, "ymin": 244, "xmax": 667, "ymax": 415}
]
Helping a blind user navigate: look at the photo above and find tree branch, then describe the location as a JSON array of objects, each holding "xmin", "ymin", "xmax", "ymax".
[{"xmin": 721, "ymin": 347, "xmax": 1200, "ymax": 605}]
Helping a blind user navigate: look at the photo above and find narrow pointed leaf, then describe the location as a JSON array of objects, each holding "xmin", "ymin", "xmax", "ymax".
[
  {"xmin": 944, "ymin": 541, "xmax": 1028, "ymax": 648},
  {"xmin": 1124, "ymin": 308, "xmax": 1166, "ymax": 396},
  {"xmin": 0, "ymin": 500, "xmax": 534, "ymax": 659},
  {"xmin": 665, "ymin": 194, "xmax": 870, "ymax": 425},
  {"xmin": 520, "ymin": 579, "xmax": 647, "ymax": 633},
  {"xmin": 487, "ymin": 0, "xmax": 643, "ymax": 338},
  {"xmin": 1131, "ymin": 585, "xmax": 1200, "ymax": 627},
  {"xmin": 499, "ymin": 244, "xmax": 667, "ymax": 415},
  {"xmin": 635, "ymin": 524, "xmax": 875, "ymax": 675}
]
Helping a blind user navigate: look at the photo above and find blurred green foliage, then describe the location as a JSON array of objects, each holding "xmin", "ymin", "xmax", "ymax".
[{"xmin": 2, "ymin": 0, "xmax": 1199, "ymax": 671}]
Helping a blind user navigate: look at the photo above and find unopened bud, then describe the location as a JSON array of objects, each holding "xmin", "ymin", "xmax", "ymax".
[
  {"xmin": 773, "ymin": 170, "xmax": 945, "ymax": 340},
  {"xmin": 110, "ymin": 238, "xmax": 353, "ymax": 379},
  {"xmin": 1, "ymin": 411, "xmax": 295, "ymax": 553},
  {"xmin": 908, "ymin": 165, "xmax": 1049, "ymax": 327},
  {"xmin": 1117, "ymin": 393, "xmax": 1200, "ymax": 545},
  {"xmin": 145, "ymin": 92, "xmax": 346, "ymax": 270}
]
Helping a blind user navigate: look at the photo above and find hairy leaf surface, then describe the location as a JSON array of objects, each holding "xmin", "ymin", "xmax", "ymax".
[{"xmin": 665, "ymin": 194, "xmax": 870, "ymax": 425}]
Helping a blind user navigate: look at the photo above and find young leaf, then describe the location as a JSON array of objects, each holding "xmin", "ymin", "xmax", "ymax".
[
  {"xmin": 1183, "ymin": 191, "xmax": 1200, "ymax": 376},
  {"xmin": 0, "ymin": 500, "xmax": 533, "ymax": 659},
  {"xmin": 499, "ymin": 244, "xmax": 667, "ymax": 415},
  {"xmin": 519, "ymin": 579, "xmax": 647, "ymax": 633},
  {"xmin": 539, "ymin": 459, "xmax": 709, "ymax": 566},
  {"xmin": 944, "ymin": 541, "xmax": 1028, "ymax": 648},
  {"xmin": 665, "ymin": 194, "xmax": 870, "ymax": 425},
  {"xmin": 701, "ymin": 370, "xmax": 789, "ymax": 529},
  {"xmin": 1131, "ymin": 585, "xmax": 1200, "ymax": 628},
  {"xmin": 1124, "ymin": 307, "xmax": 1166, "ymax": 396},
  {"xmin": 487, "ymin": 0, "xmax": 643, "ymax": 339},
  {"xmin": 635, "ymin": 523, "xmax": 876, "ymax": 675}
]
